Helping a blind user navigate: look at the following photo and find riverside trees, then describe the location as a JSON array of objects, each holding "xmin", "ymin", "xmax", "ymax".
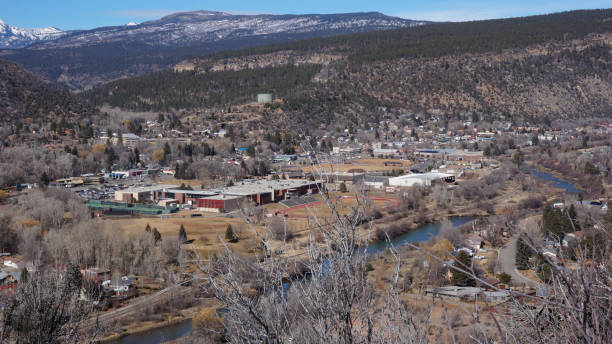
[
  {"xmin": 200, "ymin": 173, "xmax": 430, "ymax": 343},
  {"xmin": 194, "ymin": 147, "xmax": 612, "ymax": 343}
]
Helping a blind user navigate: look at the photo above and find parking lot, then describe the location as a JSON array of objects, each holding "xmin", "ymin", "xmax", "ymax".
[{"xmin": 57, "ymin": 174, "xmax": 172, "ymax": 201}]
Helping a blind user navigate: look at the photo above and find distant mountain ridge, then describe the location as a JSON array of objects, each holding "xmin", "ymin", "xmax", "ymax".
[
  {"xmin": 0, "ymin": 11, "xmax": 427, "ymax": 88},
  {"xmin": 0, "ymin": 19, "xmax": 66, "ymax": 49},
  {"xmin": 83, "ymin": 9, "xmax": 612, "ymax": 123}
]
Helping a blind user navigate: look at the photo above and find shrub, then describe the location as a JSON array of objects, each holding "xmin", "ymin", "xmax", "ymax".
[
  {"xmin": 520, "ymin": 195, "xmax": 545, "ymax": 209},
  {"xmin": 193, "ymin": 308, "xmax": 224, "ymax": 333},
  {"xmin": 498, "ymin": 272, "xmax": 512, "ymax": 284}
]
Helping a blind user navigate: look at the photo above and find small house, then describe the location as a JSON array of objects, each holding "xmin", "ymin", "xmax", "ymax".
[{"xmin": 466, "ymin": 234, "xmax": 484, "ymax": 251}]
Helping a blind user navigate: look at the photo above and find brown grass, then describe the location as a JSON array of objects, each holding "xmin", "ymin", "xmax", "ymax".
[
  {"xmin": 102, "ymin": 214, "xmax": 265, "ymax": 257},
  {"xmin": 301, "ymin": 158, "xmax": 411, "ymax": 173}
]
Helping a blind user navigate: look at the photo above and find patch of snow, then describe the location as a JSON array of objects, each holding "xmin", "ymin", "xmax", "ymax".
[{"xmin": 0, "ymin": 20, "xmax": 66, "ymax": 48}]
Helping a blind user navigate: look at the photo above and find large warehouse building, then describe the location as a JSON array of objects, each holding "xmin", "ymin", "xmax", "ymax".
[
  {"xmin": 388, "ymin": 172, "xmax": 455, "ymax": 187},
  {"xmin": 214, "ymin": 179, "xmax": 322, "ymax": 205},
  {"xmin": 151, "ymin": 179, "xmax": 323, "ymax": 212}
]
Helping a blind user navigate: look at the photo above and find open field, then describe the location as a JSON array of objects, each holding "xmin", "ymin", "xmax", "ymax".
[
  {"xmin": 99, "ymin": 191, "xmax": 399, "ymax": 260},
  {"xmin": 300, "ymin": 158, "xmax": 411, "ymax": 173},
  {"xmin": 102, "ymin": 214, "xmax": 264, "ymax": 257},
  {"xmin": 277, "ymin": 195, "xmax": 396, "ymax": 218}
]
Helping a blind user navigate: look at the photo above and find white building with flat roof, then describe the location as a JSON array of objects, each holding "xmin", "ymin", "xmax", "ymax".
[
  {"xmin": 388, "ymin": 172, "xmax": 455, "ymax": 187},
  {"xmin": 115, "ymin": 185, "xmax": 178, "ymax": 202}
]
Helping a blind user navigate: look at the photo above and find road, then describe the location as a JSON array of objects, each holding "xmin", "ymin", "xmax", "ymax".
[
  {"xmin": 497, "ymin": 236, "xmax": 539, "ymax": 289},
  {"xmin": 92, "ymin": 279, "xmax": 197, "ymax": 326}
]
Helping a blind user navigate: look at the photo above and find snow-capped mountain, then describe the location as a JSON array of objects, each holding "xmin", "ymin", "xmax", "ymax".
[
  {"xmin": 0, "ymin": 11, "xmax": 429, "ymax": 88},
  {"xmin": 27, "ymin": 11, "xmax": 426, "ymax": 49},
  {"xmin": 0, "ymin": 19, "xmax": 66, "ymax": 49}
]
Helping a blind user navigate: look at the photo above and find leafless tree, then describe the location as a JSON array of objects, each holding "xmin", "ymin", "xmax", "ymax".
[
  {"xmin": 501, "ymin": 213, "xmax": 612, "ymax": 344},
  {"xmin": 18, "ymin": 225, "xmax": 45, "ymax": 263},
  {"xmin": 0, "ymin": 268, "xmax": 100, "ymax": 343},
  {"xmin": 269, "ymin": 216, "xmax": 294, "ymax": 241},
  {"xmin": 197, "ymin": 148, "xmax": 431, "ymax": 343},
  {"xmin": 439, "ymin": 219, "xmax": 464, "ymax": 247},
  {"xmin": 432, "ymin": 184, "xmax": 451, "ymax": 209}
]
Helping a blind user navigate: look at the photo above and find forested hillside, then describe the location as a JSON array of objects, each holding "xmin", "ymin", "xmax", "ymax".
[
  {"xmin": 199, "ymin": 9, "xmax": 612, "ymax": 62},
  {"xmin": 84, "ymin": 65, "xmax": 321, "ymax": 112},
  {"xmin": 84, "ymin": 9, "xmax": 612, "ymax": 125},
  {"xmin": 0, "ymin": 11, "xmax": 424, "ymax": 89},
  {"xmin": 0, "ymin": 60, "xmax": 99, "ymax": 125}
]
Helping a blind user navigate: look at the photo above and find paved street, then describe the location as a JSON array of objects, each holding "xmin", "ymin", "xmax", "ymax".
[{"xmin": 497, "ymin": 236, "xmax": 539, "ymax": 289}]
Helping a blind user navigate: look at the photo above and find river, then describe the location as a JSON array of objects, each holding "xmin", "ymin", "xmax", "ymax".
[
  {"xmin": 365, "ymin": 216, "xmax": 476, "ymax": 255},
  {"xmin": 112, "ymin": 167, "xmax": 581, "ymax": 343},
  {"xmin": 110, "ymin": 216, "xmax": 476, "ymax": 344},
  {"xmin": 523, "ymin": 166, "xmax": 582, "ymax": 194},
  {"xmin": 108, "ymin": 318, "xmax": 192, "ymax": 344}
]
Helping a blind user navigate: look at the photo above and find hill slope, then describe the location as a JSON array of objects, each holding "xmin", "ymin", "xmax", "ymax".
[
  {"xmin": 83, "ymin": 9, "xmax": 612, "ymax": 124},
  {"xmin": 0, "ymin": 11, "xmax": 426, "ymax": 88},
  {"xmin": 0, "ymin": 59, "xmax": 98, "ymax": 124}
]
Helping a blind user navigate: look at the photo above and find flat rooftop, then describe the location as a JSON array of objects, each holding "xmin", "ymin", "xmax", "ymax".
[
  {"xmin": 389, "ymin": 172, "xmax": 454, "ymax": 181},
  {"xmin": 212, "ymin": 179, "xmax": 322, "ymax": 196},
  {"xmin": 416, "ymin": 148, "xmax": 483, "ymax": 156},
  {"xmin": 164, "ymin": 189, "xmax": 218, "ymax": 197},
  {"xmin": 203, "ymin": 194, "xmax": 244, "ymax": 201},
  {"xmin": 116, "ymin": 185, "xmax": 178, "ymax": 193}
]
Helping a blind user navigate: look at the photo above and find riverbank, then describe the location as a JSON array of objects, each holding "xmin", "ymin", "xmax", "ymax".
[
  {"xmin": 525, "ymin": 163, "xmax": 583, "ymax": 192},
  {"xmin": 366, "ymin": 208, "xmax": 481, "ymax": 245},
  {"xmin": 99, "ymin": 166, "xmax": 581, "ymax": 344},
  {"xmin": 100, "ymin": 304, "xmax": 202, "ymax": 343}
]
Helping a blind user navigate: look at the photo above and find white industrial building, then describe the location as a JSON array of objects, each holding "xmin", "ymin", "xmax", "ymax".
[{"xmin": 388, "ymin": 172, "xmax": 455, "ymax": 187}]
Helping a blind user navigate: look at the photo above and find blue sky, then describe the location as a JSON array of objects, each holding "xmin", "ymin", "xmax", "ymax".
[{"xmin": 1, "ymin": 0, "xmax": 610, "ymax": 30}]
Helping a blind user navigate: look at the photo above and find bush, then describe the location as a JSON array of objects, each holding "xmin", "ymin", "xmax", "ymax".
[
  {"xmin": 498, "ymin": 272, "xmax": 512, "ymax": 284},
  {"xmin": 193, "ymin": 308, "xmax": 224, "ymax": 333},
  {"xmin": 520, "ymin": 196, "xmax": 545, "ymax": 209}
]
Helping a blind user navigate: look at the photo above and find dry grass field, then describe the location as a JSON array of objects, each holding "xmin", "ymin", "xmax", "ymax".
[
  {"xmin": 101, "ymin": 192, "xmax": 399, "ymax": 259},
  {"xmin": 102, "ymin": 213, "xmax": 264, "ymax": 257},
  {"xmin": 300, "ymin": 158, "xmax": 411, "ymax": 173},
  {"xmin": 278, "ymin": 195, "xmax": 392, "ymax": 218}
]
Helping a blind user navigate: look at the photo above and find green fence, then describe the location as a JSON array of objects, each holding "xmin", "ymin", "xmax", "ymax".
[{"xmin": 87, "ymin": 200, "xmax": 178, "ymax": 215}]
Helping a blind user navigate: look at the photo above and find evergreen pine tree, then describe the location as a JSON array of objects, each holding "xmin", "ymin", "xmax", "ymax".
[
  {"xmin": 452, "ymin": 250, "xmax": 475, "ymax": 286},
  {"xmin": 40, "ymin": 172, "xmax": 50, "ymax": 186},
  {"xmin": 20, "ymin": 267, "xmax": 29, "ymax": 284},
  {"xmin": 163, "ymin": 142, "xmax": 171, "ymax": 159},
  {"xmin": 153, "ymin": 228, "xmax": 162, "ymax": 243},
  {"xmin": 175, "ymin": 163, "xmax": 180, "ymax": 178},
  {"xmin": 179, "ymin": 225, "xmax": 187, "ymax": 243},
  {"xmin": 515, "ymin": 237, "xmax": 533, "ymax": 270},
  {"xmin": 66, "ymin": 263, "xmax": 83, "ymax": 296},
  {"xmin": 225, "ymin": 224, "xmax": 237, "ymax": 243}
]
